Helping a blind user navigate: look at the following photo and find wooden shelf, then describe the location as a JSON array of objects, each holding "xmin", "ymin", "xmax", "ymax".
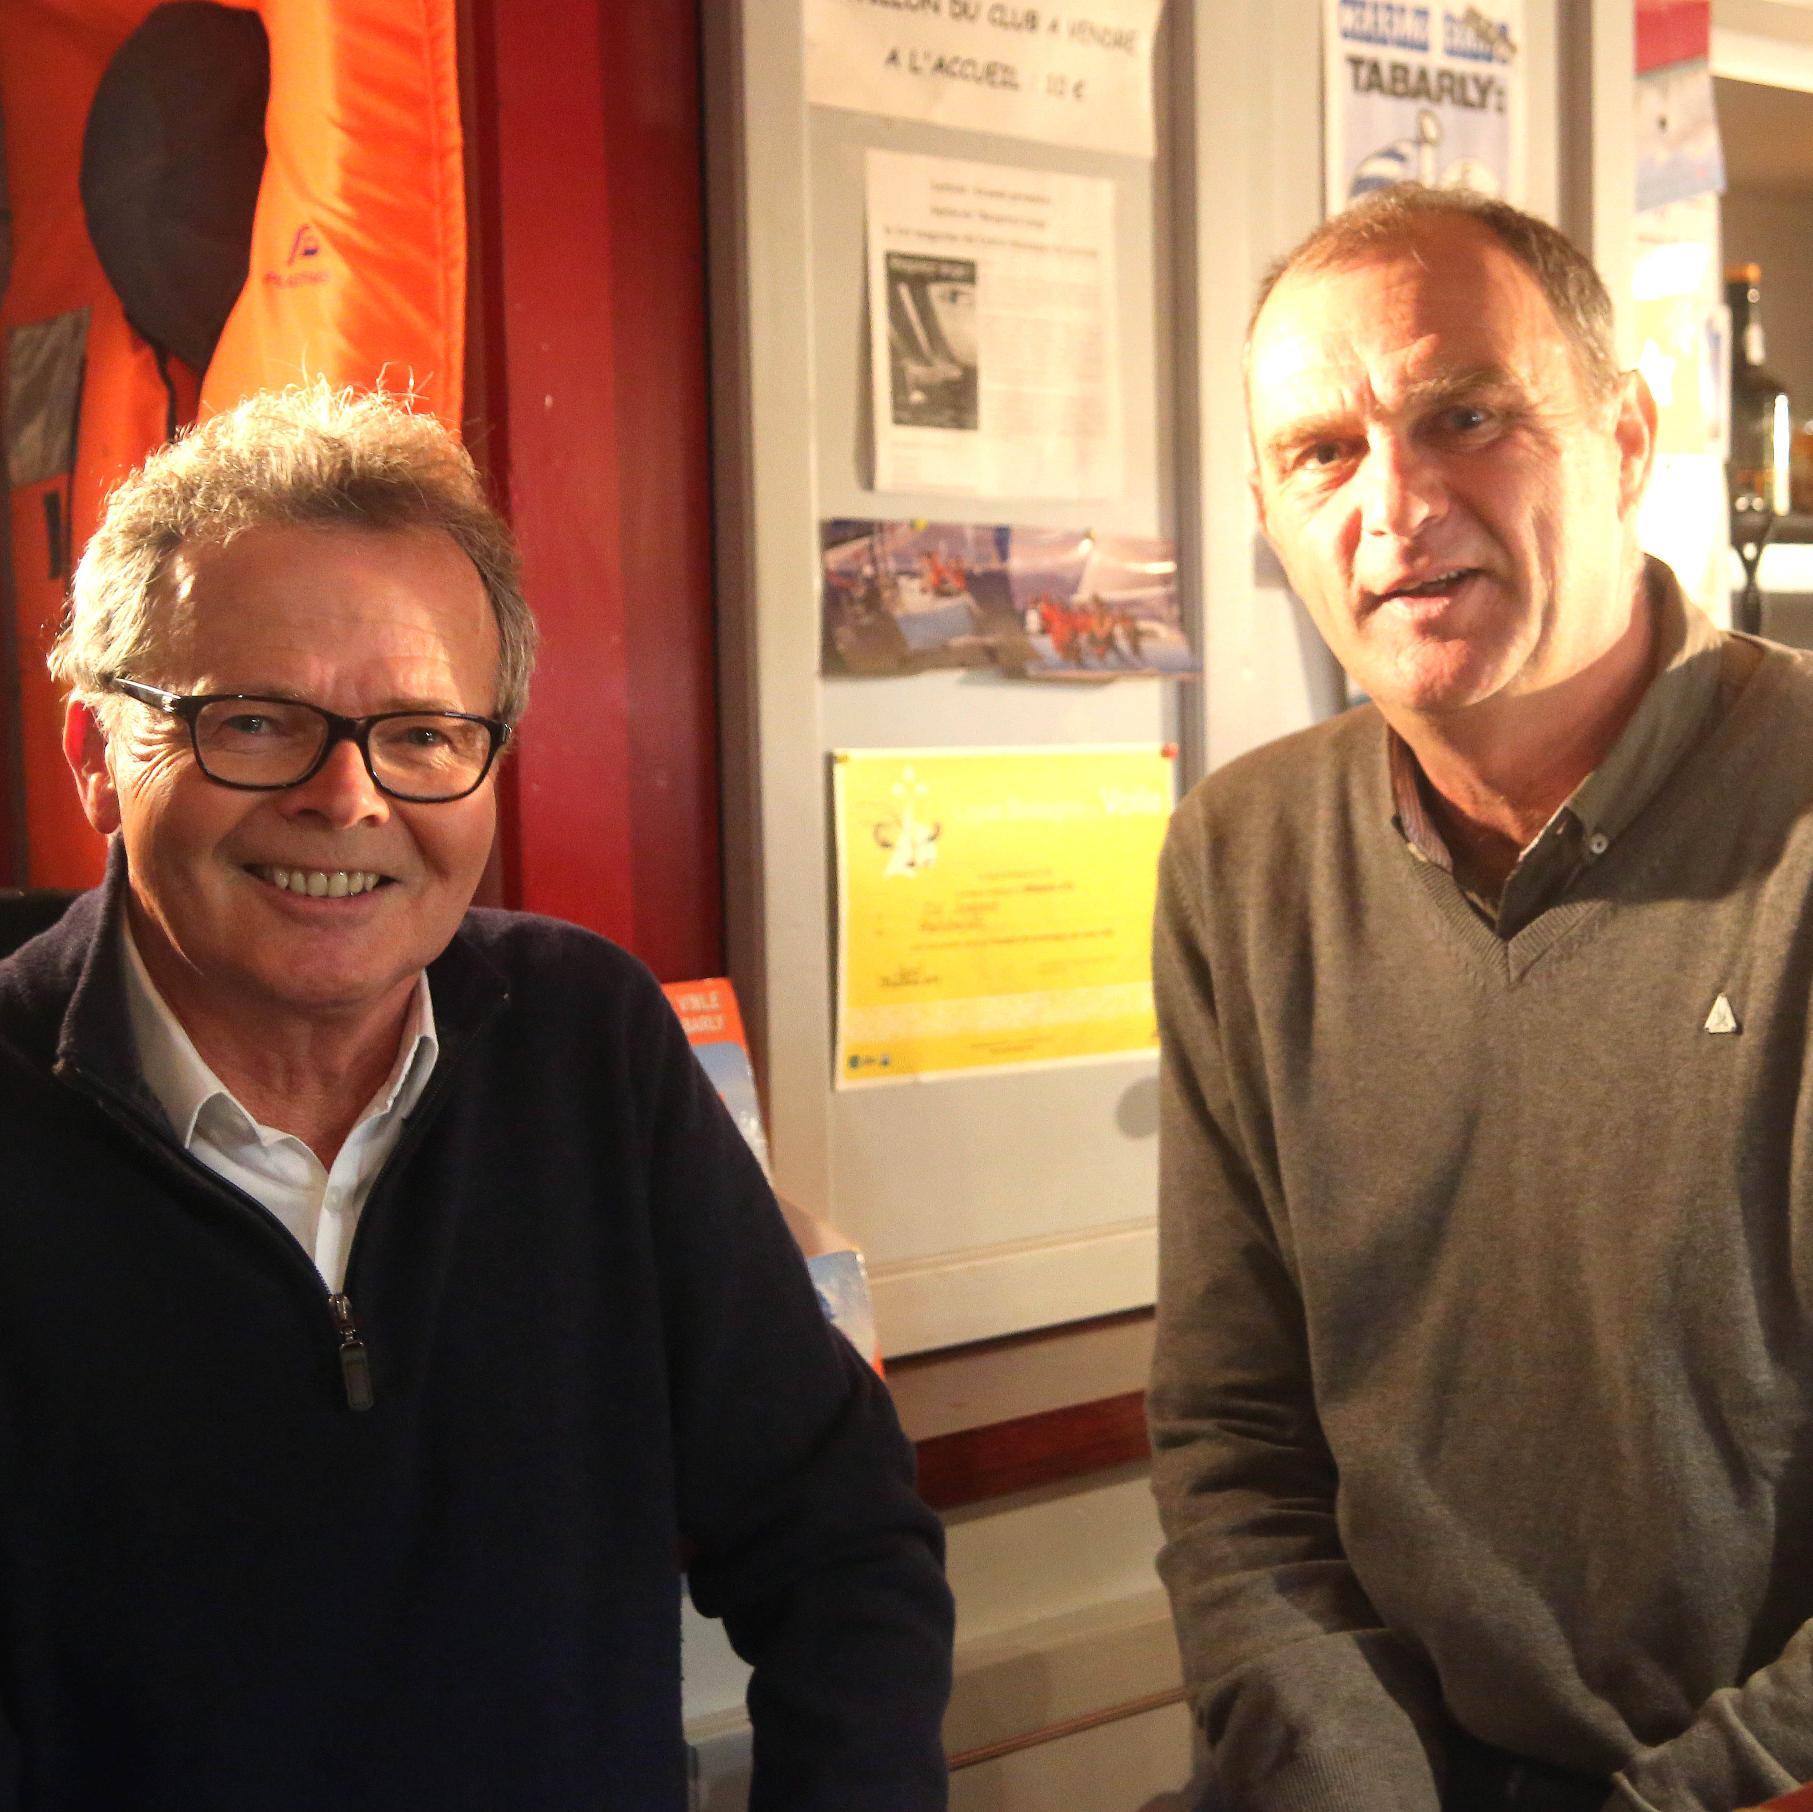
[
  {"xmin": 914, "ymin": 1390, "xmax": 1149, "ymax": 1513},
  {"xmin": 894, "ymin": 1309, "xmax": 1156, "ymax": 1511}
]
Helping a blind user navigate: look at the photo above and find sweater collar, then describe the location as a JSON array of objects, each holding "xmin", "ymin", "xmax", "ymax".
[
  {"xmin": 1387, "ymin": 556, "xmax": 1723, "ymax": 933},
  {"xmin": 1560, "ymin": 556, "xmax": 1723, "ymax": 852}
]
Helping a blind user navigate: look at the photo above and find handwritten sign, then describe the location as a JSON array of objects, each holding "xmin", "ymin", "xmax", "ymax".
[{"xmin": 805, "ymin": 0, "xmax": 1165, "ymax": 158}]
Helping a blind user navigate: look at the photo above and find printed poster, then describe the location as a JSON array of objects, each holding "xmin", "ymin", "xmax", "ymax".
[
  {"xmin": 1632, "ymin": 193, "xmax": 1728, "ymax": 619},
  {"xmin": 1635, "ymin": 59, "xmax": 1724, "ymax": 212},
  {"xmin": 804, "ymin": 0, "xmax": 1166, "ymax": 159},
  {"xmin": 662, "ymin": 976, "xmax": 882, "ymax": 1370},
  {"xmin": 1632, "ymin": 198, "xmax": 1723, "ymax": 458},
  {"xmin": 822, "ymin": 517, "xmax": 1192, "ymax": 678},
  {"xmin": 1634, "ymin": 5, "xmax": 1721, "ymax": 211},
  {"xmin": 662, "ymin": 977, "xmax": 773, "ymax": 1176},
  {"xmin": 867, "ymin": 149, "xmax": 1121, "ymax": 499},
  {"xmin": 833, "ymin": 746, "xmax": 1174, "ymax": 1085},
  {"xmin": 1324, "ymin": 0, "xmax": 1527, "ymax": 211}
]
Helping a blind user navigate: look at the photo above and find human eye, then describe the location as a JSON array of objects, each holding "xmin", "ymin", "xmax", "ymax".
[
  {"xmin": 373, "ymin": 714, "xmax": 485, "ymax": 771},
  {"xmin": 199, "ymin": 700, "xmax": 312, "ymax": 750},
  {"xmin": 1432, "ymin": 401, "xmax": 1498, "ymax": 441},
  {"xmin": 1275, "ymin": 433, "xmax": 1349, "ymax": 478},
  {"xmin": 219, "ymin": 711, "xmax": 280, "ymax": 738},
  {"xmin": 373, "ymin": 718, "xmax": 448, "ymax": 763}
]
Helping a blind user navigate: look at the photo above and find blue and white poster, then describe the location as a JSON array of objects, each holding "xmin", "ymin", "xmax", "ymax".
[{"xmin": 1324, "ymin": 1, "xmax": 1526, "ymax": 214}]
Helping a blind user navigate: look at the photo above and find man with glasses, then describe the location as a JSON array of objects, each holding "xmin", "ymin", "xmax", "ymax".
[{"xmin": 0, "ymin": 384, "xmax": 952, "ymax": 1809}]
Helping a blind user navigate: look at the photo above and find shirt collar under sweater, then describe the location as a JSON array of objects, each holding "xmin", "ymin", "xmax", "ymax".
[
  {"xmin": 117, "ymin": 912, "xmax": 438, "ymax": 1292},
  {"xmin": 1388, "ymin": 556, "xmax": 1724, "ymax": 936},
  {"xmin": 119, "ymin": 910, "xmax": 438, "ymax": 1152},
  {"xmin": 0, "ymin": 841, "xmax": 508, "ymax": 1207}
]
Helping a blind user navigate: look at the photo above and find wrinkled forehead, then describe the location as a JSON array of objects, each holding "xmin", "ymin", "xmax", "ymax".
[
  {"xmin": 145, "ymin": 524, "xmax": 498, "ymax": 700},
  {"xmin": 1246, "ymin": 225, "xmax": 1579, "ymax": 425}
]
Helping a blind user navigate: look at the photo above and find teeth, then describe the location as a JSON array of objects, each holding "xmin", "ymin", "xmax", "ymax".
[
  {"xmin": 257, "ymin": 867, "xmax": 384, "ymax": 897},
  {"xmin": 1401, "ymin": 570, "xmax": 1466, "ymax": 595}
]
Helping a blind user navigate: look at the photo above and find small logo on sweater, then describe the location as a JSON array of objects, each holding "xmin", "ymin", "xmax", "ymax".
[{"xmin": 1704, "ymin": 994, "xmax": 1740, "ymax": 1035}]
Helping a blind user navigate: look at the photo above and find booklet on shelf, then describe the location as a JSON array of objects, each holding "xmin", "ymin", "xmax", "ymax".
[{"xmin": 662, "ymin": 977, "xmax": 881, "ymax": 1371}]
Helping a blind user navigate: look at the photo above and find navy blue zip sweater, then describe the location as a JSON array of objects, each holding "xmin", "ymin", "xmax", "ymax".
[{"xmin": 0, "ymin": 867, "xmax": 952, "ymax": 1810}]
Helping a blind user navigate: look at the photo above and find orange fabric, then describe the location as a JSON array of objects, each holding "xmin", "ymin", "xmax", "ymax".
[
  {"xmin": 1, "ymin": 3, "xmax": 162, "ymax": 887},
  {"xmin": 2, "ymin": 0, "xmax": 465, "ymax": 886},
  {"xmin": 201, "ymin": 0, "xmax": 465, "ymax": 424},
  {"xmin": 6, "ymin": 305, "xmax": 197, "ymax": 889}
]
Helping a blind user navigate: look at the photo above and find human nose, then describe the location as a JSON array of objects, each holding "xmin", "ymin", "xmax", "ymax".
[
  {"xmin": 276, "ymin": 732, "xmax": 389, "ymax": 827},
  {"xmin": 1357, "ymin": 432, "xmax": 1445, "ymax": 538}
]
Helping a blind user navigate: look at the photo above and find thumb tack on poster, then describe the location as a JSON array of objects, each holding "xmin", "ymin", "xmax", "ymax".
[{"xmin": 803, "ymin": 0, "xmax": 1167, "ymax": 159}]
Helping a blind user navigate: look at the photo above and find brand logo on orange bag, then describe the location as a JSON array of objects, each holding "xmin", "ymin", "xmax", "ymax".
[{"xmin": 265, "ymin": 222, "xmax": 329, "ymax": 289}]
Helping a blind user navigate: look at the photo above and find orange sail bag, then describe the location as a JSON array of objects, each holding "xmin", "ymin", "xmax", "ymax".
[{"xmin": 1, "ymin": 0, "xmax": 464, "ymax": 886}]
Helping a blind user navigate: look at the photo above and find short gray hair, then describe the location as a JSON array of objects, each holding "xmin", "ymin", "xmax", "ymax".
[
  {"xmin": 51, "ymin": 381, "xmax": 537, "ymax": 721},
  {"xmin": 1250, "ymin": 184, "xmax": 1619, "ymax": 400}
]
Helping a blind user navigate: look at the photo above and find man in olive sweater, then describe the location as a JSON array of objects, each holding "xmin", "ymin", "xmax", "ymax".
[{"xmin": 1149, "ymin": 186, "xmax": 1813, "ymax": 1811}]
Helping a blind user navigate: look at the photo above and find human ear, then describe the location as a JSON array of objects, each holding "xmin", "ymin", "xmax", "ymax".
[
  {"xmin": 1250, "ymin": 464, "xmax": 1274, "ymax": 542},
  {"xmin": 63, "ymin": 699, "xmax": 122, "ymax": 836},
  {"xmin": 1614, "ymin": 368, "xmax": 1658, "ymax": 515}
]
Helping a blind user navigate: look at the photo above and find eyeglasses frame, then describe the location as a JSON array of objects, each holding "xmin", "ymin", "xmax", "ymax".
[{"xmin": 104, "ymin": 676, "xmax": 512, "ymax": 803}]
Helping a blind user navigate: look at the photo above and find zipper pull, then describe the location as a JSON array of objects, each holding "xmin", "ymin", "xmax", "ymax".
[{"xmin": 328, "ymin": 1292, "xmax": 375, "ymax": 1412}]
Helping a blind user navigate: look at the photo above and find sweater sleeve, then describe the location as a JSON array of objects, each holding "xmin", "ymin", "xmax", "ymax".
[
  {"xmin": 1610, "ymin": 1625, "xmax": 1813, "ymax": 1811},
  {"xmin": 637, "ymin": 978, "xmax": 954, "ymax": 1812},
  {"xmin": 1146, "ymin": 807, "xmax": 1448, "ymax": 1812},
  {"xmin": 0, "ymin": 1702, "xmax": 16, "ymax": 1810}
]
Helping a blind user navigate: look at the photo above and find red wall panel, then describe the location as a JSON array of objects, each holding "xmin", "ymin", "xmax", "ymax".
[{"xmin": 467, "ymin": 0, "xmax": 722, "ymax": 979}]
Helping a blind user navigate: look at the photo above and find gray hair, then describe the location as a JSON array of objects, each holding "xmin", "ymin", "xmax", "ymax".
[
  {"xmin": 1249, "ymin": 184, "xmax": 1619, "ymax": 400},
  {"xmin": 50, "ymin": 381, "xmax": 537, "ymax": 721}
]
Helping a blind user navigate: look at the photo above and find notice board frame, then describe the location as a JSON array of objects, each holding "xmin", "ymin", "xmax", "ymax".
[{"xmin": 703, "ymin": 0, "xmax": 1564, "ymax": 1362}]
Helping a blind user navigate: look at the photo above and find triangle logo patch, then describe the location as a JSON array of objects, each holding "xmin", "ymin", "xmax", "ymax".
[{"xmin": 1704, "ymin": 994, "xmax": 1740, "ymax": 1036}]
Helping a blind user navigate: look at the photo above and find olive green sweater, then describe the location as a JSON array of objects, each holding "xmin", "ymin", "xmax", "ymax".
[{"xmin": 1150, "ymin": 618, "xmax": 1813, "ymax": 1812}]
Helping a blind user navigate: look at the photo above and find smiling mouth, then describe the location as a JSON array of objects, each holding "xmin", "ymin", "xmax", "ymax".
[{"xmin": 248, "ymin": 865, "xmax": 393, "ymax": 899}]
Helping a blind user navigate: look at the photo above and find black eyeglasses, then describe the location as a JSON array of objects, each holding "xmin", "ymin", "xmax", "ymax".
[{"xmin": 106, "ymin": 677, "xmax": 512, "ymax": 803}]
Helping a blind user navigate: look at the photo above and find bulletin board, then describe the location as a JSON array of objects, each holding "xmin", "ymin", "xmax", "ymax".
[{"xmin": 703, "ymin": 0, "xmax": 1566, "ymax": 1359}]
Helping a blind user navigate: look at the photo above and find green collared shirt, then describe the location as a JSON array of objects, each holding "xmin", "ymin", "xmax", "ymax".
[{"xmin": 1388, "ymin": 557, "xmax": 1728, "ymax": 939}]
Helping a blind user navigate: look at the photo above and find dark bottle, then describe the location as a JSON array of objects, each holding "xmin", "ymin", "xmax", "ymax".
[{"xmin": 1727, "ymin": 263, "xmax": 1792, "ymax": 517}]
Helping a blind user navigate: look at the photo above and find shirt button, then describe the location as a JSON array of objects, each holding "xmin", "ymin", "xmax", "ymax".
[{"xmin": 1586, "ymin": 832, "xmax": 1609, "ymax": 858}]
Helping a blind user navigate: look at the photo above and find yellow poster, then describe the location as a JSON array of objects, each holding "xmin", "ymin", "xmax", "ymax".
[{"xmin": 833, "ymin": 745, "xmax": 1175, "ymax": 1086}]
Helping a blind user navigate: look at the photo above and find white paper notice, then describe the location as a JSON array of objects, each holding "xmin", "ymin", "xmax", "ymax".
[
  {"xmin": 867, "ymin": 149, "xmax": 1121, "ymax": 500},
  {"xmin": 805, "ymin": 0, "xmax": 1165, "ymax": 159},
  {"xmin": 1324, "ymin": 0, "xmax": 1526, "ymax": 211}
]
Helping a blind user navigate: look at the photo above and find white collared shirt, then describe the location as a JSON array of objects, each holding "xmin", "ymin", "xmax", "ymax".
[{"xmin": 120, "ymin": 921, "xmax": 439, "ymax": 1293}]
